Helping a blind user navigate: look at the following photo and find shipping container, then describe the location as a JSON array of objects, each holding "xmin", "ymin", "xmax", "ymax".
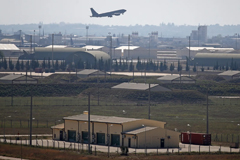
[
  {"xmin": 35, "ymin": 68, "xmax": 43, "ymax": 73},
  {"xmin": 181, "ymin": 132, "xmax": 211, "ymax": 145}
]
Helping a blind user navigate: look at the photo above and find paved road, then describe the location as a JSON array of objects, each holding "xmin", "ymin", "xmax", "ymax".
[{"xmin": 1, "ymin": 138, "xmax": 239, "ymax": 154}]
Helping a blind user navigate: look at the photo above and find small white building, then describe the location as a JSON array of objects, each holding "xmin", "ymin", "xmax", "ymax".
[
  {"xmin": 0, "ymin": 74, "xmax": 38, "ymax": 84},
  {"xmin": 77, "ymin": 69, "xmax": 107, "ymax": 78},
  {"xmin": 157, "ymin": 75, "xmax": 196, "ymax": 84},
  {"xmin": 111, "ymin": 82, "xmax": 171, "ymax": 92},
  {"xmin": 218, "ymin": 71, "xmax": 240, "ymax": 80},
  {"xmin": 51, "ymin": 112, "xmax": 180, "ymax": 148}
]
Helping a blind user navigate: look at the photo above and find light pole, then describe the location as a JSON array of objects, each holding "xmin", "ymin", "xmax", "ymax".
[
  {"xmin": 238, "ymin": 124, "xmax": 240, "ymax": 143},
  {"xmin": 52, "ymin": 34, "xmax": 54, "ymax": 70},
  {"xmin": 142, "ymin": 124, "xmax": 146, "ymax": 154},
  {"xmin": 108, "ymin": 32, "xmax": 112, "ymax": 75},
  {"xmin": 108, "ymin": 124, "xmax": 113, "ymax": 158},
  {"xmin": 187, "ymin": 124, "xmax": 191, "ymax": 152},
  {"xmin": 189, "ymin": 36, "xmax": 191, "ymax": 77},
  {"xmin": 86, "ymin": 26, "xmax": 89, "ymax": 45},
  {"xmin": 148, "ymin": 34, "xmax": 151, "ymax": 59}
]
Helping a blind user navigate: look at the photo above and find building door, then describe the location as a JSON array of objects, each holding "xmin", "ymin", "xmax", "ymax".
[
  {"xmin": 60, "ymin": 130, "xmax": 63, "ymax": 141},
  {"xmin": 82, "ymin": 131, "xmax": 89, "ymax": 143},
  {"xmin": 68, "ymin": 130, "xmax": 76, "ymax": 142},
  {"xmin": 160, "ymin": 138, "xmax": 165, "ymax": 148},
  {"xmin": 128, "ymin": 138, "xmax": 131, "ymax": 148},
  {"xmin": 111, "ymin": 134, "xmax": 120, "ymax": 146},
  {"xmin": 97, "ymin": 133, "xmax": 105, "ymax": 145}
]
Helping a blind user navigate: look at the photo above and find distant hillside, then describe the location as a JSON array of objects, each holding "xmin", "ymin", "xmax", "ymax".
[{"xmin": 1, "ymin": 23, "xmax": 240, "ymax": 37}]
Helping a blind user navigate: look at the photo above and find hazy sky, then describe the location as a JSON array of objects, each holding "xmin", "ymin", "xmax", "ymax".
[{"xmin": 1, "ymin": 0, "xmax": 240, "ymax": 26}]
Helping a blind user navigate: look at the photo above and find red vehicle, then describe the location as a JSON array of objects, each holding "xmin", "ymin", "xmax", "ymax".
[
  {"xmin": 35, "ymin": 68, "xmax": 43, "ymax": 73},
  {"xmin": 181, "ymin": 132, "xmax": 211, "ymax": 145}
]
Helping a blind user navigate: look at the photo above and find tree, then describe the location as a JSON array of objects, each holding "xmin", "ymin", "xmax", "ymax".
[
  {"xmin": 42, "ymin": 58, "xmax": 46, "ymax": 69},
  {"xmin": 177, "ymin": 60, "xmax": 182, "ymax": 72},
  {"xmin": 60, "ymin": 60, "xmax": 66, "ymax": 71},
  {"xmin": 201, "ymin": 65, "xmax": 204, "ymax": 72},
  {"xmin": 185, "ymin": 58, "xmax": 189, "ymax": 71},
  {"xmin": 114, "ymin": 60, "xmax": 119, "ymax": 71},
  {"xmin": 129, "ymin": 60, "xmax": 134, "ymax": 71},
  {"xmin": 160, "ymin": 62, "xmax": 164, "ymax": 72},
  {"xmin": 170, "ymin": 63, "xmax": 174, "ymax": 74},
  {"xmin": 9, "ymin": 58, "xmax": 14, "ymax": 70},
  {"xmin": 193, "ymin": 63, "xmax": 196, "ymax": 72},
  {"xmin": 15, "ymin": 59, "xmax": 20, "ymax": 71},
  {"xmin": 136, "ymin": 57, "xmax": 142, "ymax": 71},
  {"xmin": 55, "ymin": 60, "xmax": 59, "ymax": 70},
  {"xmin": 26, "ymin": 60, "xmax": 30, "ymax": 70},
  {"xmin": 0, "ymin": 51, "xmax": 4, "ymax": 59},
  {"xmin": 3, "ymin": 58, "xmax": 7, "ymax": 70},
  {"xmin": 20, "ymin": 60, "xmax": 24, "ymax": 70},
  {"xmin": 163, "ymin": 59, "xmax": 168, "ymax": 70},
  {"xmin": 226, "ymin": 63, "xmax": 229, "ymax": 70},
  {"xmin": 47, "ymin": 57, "xmax": 51, "ymax": 69}
]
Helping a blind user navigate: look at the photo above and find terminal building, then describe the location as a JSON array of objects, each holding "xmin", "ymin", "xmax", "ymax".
[{"xmin": 51, "ymin": 113, "xmax": 179, "ymax": 148}]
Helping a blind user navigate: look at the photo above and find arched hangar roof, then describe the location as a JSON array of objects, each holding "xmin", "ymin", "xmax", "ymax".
[
  {"xmin": 194, "ymin": 53, "xmax": 240, "ymax": 66},
  {"xmin": 34, "ymin": 47, "xmax": 110, "ymax": 62}
]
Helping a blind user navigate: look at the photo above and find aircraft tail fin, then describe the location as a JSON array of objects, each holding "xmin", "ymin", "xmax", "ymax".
[{"xmin": 90, "ymin": 8, "xmax": 98, "ymax": 17}]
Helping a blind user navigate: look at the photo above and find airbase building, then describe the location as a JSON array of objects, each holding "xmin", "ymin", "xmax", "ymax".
[{"xmin": 51, "ymin": 112, "xmax": 180, "ymax": 148}]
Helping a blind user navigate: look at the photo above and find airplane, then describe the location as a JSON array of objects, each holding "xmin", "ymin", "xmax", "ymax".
[{"xmin": 90, "ymin": 8, "xmax": 126, "ymax": 18}]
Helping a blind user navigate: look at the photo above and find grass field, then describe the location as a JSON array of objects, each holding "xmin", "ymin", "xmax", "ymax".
[{"xmin": 1, "ymin": 95, "xmax": 240, "ymax": 138}]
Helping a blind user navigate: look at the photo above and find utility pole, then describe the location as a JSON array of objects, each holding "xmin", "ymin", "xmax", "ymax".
[
  {"xmin": 189, "ymin": 36, "xmax": 191, "ymax": 77},
  {"xmin": 86, "ymin": 26, "xmax": 89, "ymax": 45},
  {"xmin": 128, "ymin": 34, "xmax": 130, "ymax": 59},
  {"xmin": 88, "ymin": 93, "xmax": 91, "ymax": 153},
  {"xmin": 33, "ymin": 30, "xmax": 35, "ymax": 52},
  {"xmin": 108, "ymin": 33, "xmax": 112, "ymax": 75},
  {"xmin": 148, "ymin": 83, "xmax": 151, "ymax": 119},
  {"xmin": 206, "ymin": 89, "xmax": 209, "ymax": 134},
  {"xmin": 148, "ymin": 34, "xmax": 151, "ymax": 59},
  {"xmin": 30, "ymin": 35, "xmax": 32, "ymax": 54},
  {"xmin": 52, "ymin": 34, "xmax": 54, "ymax": 68},
  {"xmin": 29, "ymin": 95, "xmax": 33, "ymax": 146}
]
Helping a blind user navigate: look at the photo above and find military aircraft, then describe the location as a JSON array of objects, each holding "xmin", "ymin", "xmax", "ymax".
[{"xmin": 90, "ymin": 8, "xmax": 126, "ymax": 18}]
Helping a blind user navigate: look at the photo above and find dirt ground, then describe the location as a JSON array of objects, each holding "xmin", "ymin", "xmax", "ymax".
[{"xmin": 1, "ymin": 143, "xmax": 240, "ymax": 160}]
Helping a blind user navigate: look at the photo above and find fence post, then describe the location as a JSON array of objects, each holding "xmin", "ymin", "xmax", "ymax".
[
  {"xmin": 64, "ymin": 141, "xmax": 65, "ymax": 150},
  {"xmin": 47, "ymin": 140, "xmax": 49, "ymax": 148},
  {"xmin": 58, "ymin": 141, "xmax": 59, "ymax": 149},
  {"xmin": 209, "ymin": 146, "xmax": 210, "ymax": 153},
  {"xmin": 230, "ymin": 147, "xmax": 232, "ymax": 153},
  {"xmin": 157, "ymin": 146, "xmax": 158, "ymax": 155},
  {"xmin": 199, "ymin": 145, "xmax": 200, "ymax": 154},
  {"xmin": 220, "ymin": 145, "xmax": 221, "ymax": 153}
]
